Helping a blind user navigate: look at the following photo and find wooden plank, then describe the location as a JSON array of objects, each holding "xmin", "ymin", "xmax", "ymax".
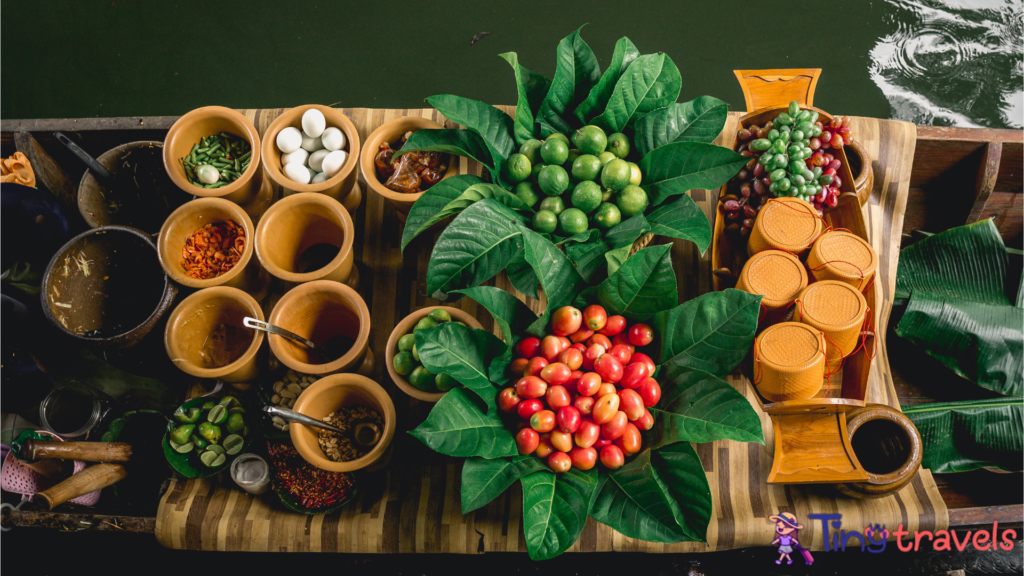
[
  {"xmin": 1, "ymin": 509, "xmax": 156, "ymax": 532},
  {"xmin": 967, "ymin": 142, "xmax": 1002, "ymax": 224},
  {"xmin": 948, "ymin": 505, "xmax": 1024, "ymax": 528}
]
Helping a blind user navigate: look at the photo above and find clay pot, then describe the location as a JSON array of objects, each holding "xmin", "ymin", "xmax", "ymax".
[
  {"xmin": 262, "ymin": 105, "xmax": 362, "ymax": 212},
  {"xmin": 78, "ymin": 141, "xmax": 191, "ymax": 234},
  {"xmin": 163, "ymin": 286, "xmax": 265, "ymax": 382},
  {"xmin": 290, "ymin": 373, "xmax": 396, "ymax": 473},
  {"xmin": 157, "ymin": 198, "xmax": 269, "ymax": 301},
  {"xmin": 360, "ymin": 116, "xmax": 462, "ymax": 218},
  {"xmin": 41, "ymin": 226, "xmax": 176, "ymax": 349},
  {"xmin": 386, "ymin": 306, "xmax": 484, "ymax": 402},
  {"xmin": 845, "ymin": 140, "xmax": 874, "ymax": 206},
  {"xmin": 836, "ymin": 404, "xmax": 923, "ymax": 499},
  {"xmin": 267, "ymin": 280, "xmax": 372, "ymax": 376},
  {"xmin": 163, "ymin": 106, "xmax": 274, "ymax": 220},
  {"xmin": 255, "ymin": 192, "xmax": 355, "ymax": 285}
]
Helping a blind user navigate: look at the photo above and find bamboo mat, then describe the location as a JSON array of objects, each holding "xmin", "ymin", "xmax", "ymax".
[{"xmin": 155, "ymin": 107, "xmax": 947, "ymax": 552}]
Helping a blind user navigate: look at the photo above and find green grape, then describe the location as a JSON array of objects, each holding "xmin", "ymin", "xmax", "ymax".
[
  {"xmin": 809, "ymin": 111, "xmax": 819, "ymax": 124},
  {"xmin": 778, "ymin": 177, "xmax": 791, "ymax": 191},
  {"xmin": 819, "ymin": 174, "xmax": 834, "ymax": 185},
  {"xmin": 775, "ymin": 154, "xmax": 789, "ymax": 166},
  {"xmin": 797, "ymin": 110, "xmax": 811, "ymax": 122},
  {"xmin": 801, "ymin": 169, "xmax": 815, "ymax": 181},
  {"xmin": 811, "ymin": 125, "xmax": 822, "ymax": 137},
  {"xmin": 758, "ymin": 153, "xmax": 773, "ymax": 166},
  {"xmin": 788, "ymin": 101, "xmax": 800, "ymax": 117},
  {"xmin": 772, "ymin": 140, "xmax": 787, "ymax": 154},
  {"xmin": 779, "ymin": 130, "xmax": 791, "ymax": 142},
  {"xmin": 769, "ymin": 181, "xmax": 780, "ymax": 193},
  {"xmin": 812, "ymin": 166, "xmax": 823, "ymax": 178},
  {"xmin": 790, "ymin": 161, "xmax": 806, "ymax": 173},
  {"xmin": 768, "ymin": 129, "xmax": 780, "ymax": 140},
  {"xmin": 792, "ymin": 130, "xmax": 805, "ymax": 141},
  {"xmin": 770, "ymin": 169, "xmax": 786, "ymax": 181},
  {"xmin": 775, "ymin": 112, "xmax": 793, "ymax": 126},
  {"xmin": 787, "ymin": 145, "xmax": 801, "ymax": 156},
  {"xmin": 792, "ymin": 174, "xmax": 806, "ymax": 186},
  {"xmin": 797, "ymin": 121, "xmax": 814, "ymax": 134},
  {"xmin": 751, "ymin": 138, "xmax": 772, "ymax": 151}
]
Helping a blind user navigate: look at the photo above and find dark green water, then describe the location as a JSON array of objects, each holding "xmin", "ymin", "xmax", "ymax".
[{"xmin": 2, "ymin": 0, "xmax": 1020, "ymax": 128}]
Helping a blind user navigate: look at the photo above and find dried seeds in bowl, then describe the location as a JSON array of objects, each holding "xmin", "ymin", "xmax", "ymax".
[{"xmin": 317, "ymin": 406, "xmax": 384, "ymax": 462}]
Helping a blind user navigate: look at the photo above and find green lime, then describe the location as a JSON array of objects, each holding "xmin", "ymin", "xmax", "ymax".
[
  {"xmin": 226, "ymin": 411, "xmax": 245, "ymax": 434},
  {"xmin": 411, "ymin": 343, "xmax": 420, "ymax": 362},
  {"xmin": 428, "ymin": 309, "xmax": 452, "ymax": 323},
  {"xmin": 520, "ymin": 139, "xmax": 543, "ymax": 164},
  {"xmin": 539, "ymin": 196, "xmax": 565, "ymax": 215},
  {"xmin": 616, "ymin": 185, "xmax": 649, "ymax": 217},
  {"xmin": 172, "ymin": 441, "xmax": 194, "ymax": 454},
  {"xmin": 393, "ymin": 351, "xmax": 415, "ymax": 376},
  {"xmin": 398, "ymin": 333, "xmax": 416, "ymax": 352},
  {"xmin": 452, "ymin": 321, "xmax": 467, "ymax": 327},
  {"xmin": 533, "ymin": 210, "xmax": 558, "ymax": 233},
  {"xmin": 174, "ymin": 407, "xmax": 201, "ymax": 424},
  {"xmin": 199, "ymin": 450, "xmax": 220, "ymax": 467},
  {"xmin": 628, "ymin": 162, "xmax": 642, "ymax": 185},
  {"xmin": 505, "ymin": 153, "xmax": 532, "ymax": 183},
  {"xmin": 602, "ymin": 188, "xmax": 614, "ymax": 202},
  {"xmin": 601, "ymin": 159, "xmax": 631, "ymax": 191},
  {"xmin": 197, "ymin": 422, "xmax": 222, "ymax": 445},
  {"xmin": 608, "ymin": 133, "xmax": 630, "ymax": 159},
  {"xmin": 189, "ymin": 434, "xmax": 209, "ymax": 451},
  {"xmin": 594, "ymin": 203, "xmax": 622, "ymax": 229},
  {"xmin": 409, "ymin": 366, "xmax": 437, "ymax": 391},
  {"xmin": 530, "ymin": 164, "xmax": 543, "ymax": 182},
  {"xmin": 566, "ymin": 149, "xmax": 581, "ymax": 166},
  {"xmin": 540, "ymin": 139, "xmax": 569, "ymax": 165},
  {"xmin": 574, "ymin": 126, "xmax": 608, "ymax": 155},
  {"xmin": 208, "ymin": 444, "xmax": 226, "ymax": 456},
  {"xmin": 435, "ymin": 373, "xmax": 459, "ymax": 392},
  {"xmin": 538, "ymin": 165, "xmax": 569, "ymax": 196},
  {"xmin": 571, "ymin": 181, "xmax": 603, "ymax": 213},
  {"xmin": 597, "ymin": 151, "xmax": 616, "ymax": 167},
  {"xmin": 207, "ymin": 405, "xmax": 227, "ymax": 425},
  {"xmin": 571, "ymin": 154, "xmax": 601, "ymax": 181},
  {"xmin": 415, "ymin": 317, "xmax": 439, "ymax": 332},
  {"xmin": 229, "ymin": 407, "xmax": 245, "ymax": 414},
  {"xmin": 546, "ymin": 133, "xmax": 570, "ymax": 144},
  {"xmin": 170, "ymin": 424, "xmax": 195, "ymax": 446},
  {"xmin": 218, "ymin": 396, "xmax": 239, "ymax": 408},
  {"xmin": 201, "ymin": 401, "xmax": 215, "ymax": 411},
  {"xmin": 558, "ymin": 208, "xmax": 589, "ymax": 236},
  {"xmin": 223, "ymin": 434, "xmax": 244, "ymax": 455},
  {"xmin": 514, "ymin": 181, "xmax": 540, "ymax": 208}
]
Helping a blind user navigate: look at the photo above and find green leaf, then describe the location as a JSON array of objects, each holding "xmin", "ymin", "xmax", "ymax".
[
  {"xmin": 499, "ymin": 52, "xmax": 552, "ymax": 145},
  {"xmin": 648, "ymin": 365, "xmax": 764, "ymax": 448},
  {"xmin": 415, "ymin": 323, "xmax": 507, "ymax": 406},
  {"xmin": 640, "ymin": 142, "xmax": 748, "ymax": 206},
  {"xmin": 537, "ymin": 26, "xmax": 601, "ymax": 135},
  {"xmin": 393, "ymin": 129, "xmax": 493, "ymax": 169},
  {"xmin": 461, "ymin": 456, "xmax": 549, "ymax": 514},
  {"xmin": 590, "ymin": 444, "xmax": 711, "ymax": 544},
  {"xmin": 520, "ymin": 468, "xmax": 600, "ymax": 560},
  {"xmin": 635, "ymin": 96, "xmax": 730, "ymax": 157},
  {"xmin": 401, "ymin": 175, "xmax": 484, "ymax": 253},
  {"xmin": 902, "ymin": 397, "xmax": 1024, "ymax": 473},
  {"xmin": 506, "ymin": 248, "xmax": 539, "ymax": 299},
  {"xmin": 590, "ymin": 53, "xmax": 682, "ymax": 133},
  {"xmin": 450, "ymin": 183, "xmax": 535, "ymax": 213},
  {"xmin": 557, "ymin": 228, "xmax": 602, "ymax": 246},
  {"xmin": 652, "ymin": 289, "xmax": 762, "ymax": 377},
  {"xmin": 425, "ymin": 199, "xmax": 527, "ymax": 298},
  {"xmin": 574, "ymin": 37, "xmax": 640, "ymax": 124},
  {"xmin": 603, "ymin": 215, "xmax": 651, "ymax": 276},
  {"xmin": 453, "ymin": 286, "xmax": 537, "ymax": 349},
  {"xmin": 644, "ymin": 194, "xmax": 712, "ymax": 256},
  {"xmin": 409, "ymin": 388, "xmax": 516, "ymax": 459},
  {"xmin": 426, "ymin": 94, "xmax": 516, "ymax": 168},
  {"xmin": 518, "ymin": 225, "xmax": 587, "ymax": 336},
  {"xmin": 594, "ymin": 244, "xmax": 677, "ymax": 321},
  {"xmin": 566, "ymin": 236, "xmax": 610, "ymax": 283}
]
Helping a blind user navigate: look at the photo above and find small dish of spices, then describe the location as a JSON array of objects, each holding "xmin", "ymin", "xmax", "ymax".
[
  {"xmin": 180, "ymin": 220, "xmax": 246, "ymax": 280},
  {"xmin": 179, "ymin": 132, "xmax": 252, "ymax": 189},
  {"xmin": 373, "ymin": 129, "xmax": 449, "ymax": 194},
  {"xmin": 267, "ymin": 441, "xmax": 356, "ymax": 513},
  {"xmin": 316, "ymin": 405, "xmax": 383, "ymax": 462}
]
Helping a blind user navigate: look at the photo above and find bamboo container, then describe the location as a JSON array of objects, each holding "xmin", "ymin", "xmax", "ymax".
[
  {"xmin": 806, "ymin": 230, "xmax": 877, "ymax": 291},
  {"xmin": 753, "ymin": 322, "xmax": 827, "ymax": 402},
  {"xmin": 747, "ymin": 197, "xmax": 822, "ymax": 257},
  {"xmin": 735, "ymin": 249, "xmax": 807, "ymax": 326},
  {"xmin": 793, "ymin": 280, "xmax": 868, "ymax": 367}
]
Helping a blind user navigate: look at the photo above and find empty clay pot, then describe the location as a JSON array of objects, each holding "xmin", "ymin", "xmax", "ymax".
[
  {"xmin": 267, "ymin": 280, "xmax": 372, "ymax": 376},
  {"xmin": 254, "ymin": 192, "xmax": 355, "ymax": 285},
  {"xmin": 164, "ymin": 286, "xmax": 265, "ymax": 382},
  {"xmin": 386, "ymin": 306, "xmax": 484, "ymax": 402},
  {"xmin": 836, "ymin": 404, "xmax": 923, "ymax": 499}
]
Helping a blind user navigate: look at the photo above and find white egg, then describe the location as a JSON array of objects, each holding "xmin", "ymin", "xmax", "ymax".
[
  {"xmin": 276, "ymin": 127, "xmax": 303, "ymax": 154},
  {"xmin": 307, "ymin": 166, "xmax": 318, "ymax": 181},
  {"xmin": 280, "ymin": 148, "xmax": 309, "ymax": 167},
  {"xmin": 300, "ymin": 134, "xmax": 324, "ymax": 152},
  {"xmin": 283, "ymin": 162, "xmax": 311, "ymax": 185},
  {"xmin": 311, "ymin": 172, "xmax": 329, "ymax": 184},
  {"xmin": 301, "ymin": 109, "xmax": 326, "ymax": 138},
  {"xmin": 307, "ymin": 149, "xmax": 330, "ymax": 173},
  {"xmin": 321, "ymin": 150, "xmax": 348, "ymax": 177},
  {"xmin": 320, "ymin": 127, "xmax": 346, "ymax": 151}
]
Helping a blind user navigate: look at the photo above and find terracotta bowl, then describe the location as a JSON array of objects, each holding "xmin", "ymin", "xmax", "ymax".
[
  {"xmin": 267, "ymin": 280, "xmax": 372, "ymax": 376},
  {"xmin": 163, "ymin": 106, "xmax": 273, "ymax": 220},
  {"xmin": 163, "ymin": 286, "xmax": 265, "ymax": 382},
  {"xmin": 386, "ymin": 306, "xmax": 485, "ymax": 402},
  {"xmin": 845, "ymin": 140, "xmax": 874, "ymax": 206},
  {"xmin": 290, "ymin": 373, "xmax": 396, "ymax": 472},
  {"xmin": 254, "ymin": 192, "xmax": 355, "ymax": 285},
  {"xmin": 262, "ymin": 105, "xmax": 362, "ymax": 212},
  {"xmin": 157, "ymin": 197, "xmax": 269, "ymax": 301},
  {"xmin": 360, "ymin": 116, "xmax": 462, "ymax": 217}
]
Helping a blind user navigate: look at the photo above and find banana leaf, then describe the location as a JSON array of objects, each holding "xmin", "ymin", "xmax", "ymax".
[{"xmin": 902, "ymin": 397, "xmax": 1023, "ymax": 473}]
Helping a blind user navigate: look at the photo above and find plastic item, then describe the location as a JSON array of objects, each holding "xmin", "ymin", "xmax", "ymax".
[
  {"xmin": 0, "ymin": 430, "xmax": 100, "ymax": 506},
  {"xmin": 747, "ymin": 197, "xmax": 822, "ymax": 257},
  {"xmin": 735, "ymin": 250, "xmax": 807, "ymax": 325},
  {"xmin": 231, "ymin": 453, "xmax": 271, "ymax": 495},
  {"xmin": 794, "ymin": 280, "xmax": 868, "ymax": 366},
  {"xmin": 753, "ymin": 322, "xmax": 827, "ymax": 402},
  {"xmin": 806, "ymin": 230, "xmax": 877, "ymax": 291}
]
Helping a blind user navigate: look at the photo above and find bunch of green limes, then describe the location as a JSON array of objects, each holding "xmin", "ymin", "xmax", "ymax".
[
  {"xmin": 169, "ymin": 396, "xmax": 248, "ymax": 468},
  {"xmin": 393, "ymin": 309, "xmax": 464, "ymax": 393}
]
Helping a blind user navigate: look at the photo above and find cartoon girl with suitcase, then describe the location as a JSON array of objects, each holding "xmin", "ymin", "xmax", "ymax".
[{"xmin": 770, "ymin": 512, "xmax": 814, "ymax": 566}]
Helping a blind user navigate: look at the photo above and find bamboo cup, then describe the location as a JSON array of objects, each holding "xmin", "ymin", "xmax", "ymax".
[
  {"xmin": 753, "ymin": 322, "xmax": 827, "ymax": 402},
  {"xmin": 255, "ymin": 193, "xmax": 355, "ymax": 285},
  {"xmin": 747, "ymin": 197, "xmax": 822, "ymax": 257},
  {"xmin": 735, "ymin": 249, "xmax": 807, "ymax": 326},
  {"xmin": 793, "ymin": 280, "xmax": 868, "ymax": 367},
  {"xmin": 806, "ymin": 230, "xmax": 878, "ymax": 291}
]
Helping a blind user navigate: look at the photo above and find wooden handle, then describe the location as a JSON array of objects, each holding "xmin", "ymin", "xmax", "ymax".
[
  {"xmin": 37, "ymin": 463, "xmax": 127, "ymax": 510},
  {"xmin": 25, "ymin": 440, "xmax": 133, "ymax": 462},
  {"xmin": 733, "ymin": 69, "xmax": 822, "ymax": 113}
]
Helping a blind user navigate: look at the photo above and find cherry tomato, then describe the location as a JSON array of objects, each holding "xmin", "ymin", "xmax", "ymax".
[
  {"xmin": 635, "ymin": 408, "xmax": 655, "ymax": 431},
  {"xmin": 566, "ymin": 370, "xmax": 584, "ymax": 389},
  {"xmin": 576, "ymin": 372, "xmax": 602, "ymax": 396},
  {"xmin": 515, "ymin": 375, "xmax": 548, "ymax": 399},
  {"xmin": 583, "ymin": 305, "xmax": 608, "ymax": 331},
  {"xmin": 597, "ymin": 315, "xmax": 627, "ymax": 336},
  {"xmin": 569, "ymin": 328, "xmax": 594, "ymax": 343},
  {"xmin": 497, "ymin": 388, "xmax": 521, "ymax": 413},
  {"xmin": 630, "ymin": 352, "xmax": 656, "ymax": 375},
  {"xmin": 516, "ymin": 337, "xmax": 541, "ymax": 359},
  {"xmin": 570, "ymin": 342, "xmax": 588, "ymax": 354},
  {"xmin": 574, "ymin": 418, "xmax": 601, "ymax": 448},
  {"xmin": 619, "ymin": 362, "xmax": 650, "ymax": 390},
  {"xmin": 608, "ymin": 344, "xmax": 633, "ymax": 365},
  {"xmin": 587, "ymin": 334, "xmax": 612, "ymax": 351},
  {"xmin": 535, "ymin": 434, "xmax": 555, "ymax": 458},
  {"xmin": 628, "ymin": 323, "xmax": 654, "ymax": 346},
  {"xmin": 558, "ymin": 348, "xmax": 583, "ymax": 371},
  {"xmin": 551, "ymin": 306, "xmax": 583, "ymax": 336},
  {"xmin": 557, "ymin": 336, "xmax": 572, "ymax": 350},
  {"xmin": 614, "ymin": 423, "xmax": 642, "ymax": 454},
  {"xmin": 516, "ymin": 428, "xmax": 539, "ymax": 455},
  {"xmin": 569, "ymin": 446, "xmax": 597, "ymax": 470},
  {"xmin": 545, "ymin": 385, "xmax": 571, "ymax": 410},
  {"xmin": 574, "ymin": 395, "xmax": 595, "ymax": 416},
  {"xmin": 516, "ymin": 420, "xmax": 532, "ymax": 431},
  {"xmin": 548, "ymin": 451, "xmax": 572, "ymax": 473},
  {"xmin": 540, "ymin": 335, "xmax": 565, "ymax": 363},
  {"xmin": 540, "ymin": 362, "xmax": 572, "ymax": 385},
  {"xmin": 597, "ymin": 383, "xmax": 617, "ymax": 397},
  {"xmin": 593, "ymin": 436, "xmax": 612, "ymax": 449},
  {"xmin": 517, "ymin": 399, "xmax": 544, "ymax": 420},
  {"xmin": 530, "ymin": 410, "xmax": 556, "ymax": 433},
  {"xmin": 611, "ymin": 333, "xmax": 635, "ymax": 354},
  {"xmin": 550, "ymin": 430, "xmax": 573, "ymax": 452},
  {"xmin": 592, "ymin": 393, "xmax": 621, "ymax": 425},
  {"xmin": 637, "ymin": 378, "xmax": 662, "ymax": 407},
  {"xmin": 618, "ymin": 389, "xmax": 645, "ymax": 421},
  {"xmin": 601, "ymin": 410, "xmax": 628, "ymax": 440},
  {"xmin": 600, "ymin": 445, "xmax": 625, "ymax": 469},
  {"xmin": 525, "ymin": 357, "xmax": 548, "ymax": 378},
  {"xmin": 582, "ymin": 344, "xmax": 604, "ymax": 372},
  {"xmin": 594, "ymin": 354, "xmax": 624, "ymax": 383},
  {"xmin": 509, "ymin": 357, "xmax": 529, "ymax": 376},
  {"xmin": 557, "ymin": 406, "xmax": 581, "ymax": 434}
]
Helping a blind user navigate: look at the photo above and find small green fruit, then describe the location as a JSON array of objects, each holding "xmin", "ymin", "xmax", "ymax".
[
  {"xmin": 408, "ymin": 366, "xmax": 437, "ymax": 391},
  {"xmin": 519, "ymin": 139, "xmax": 542, "ymax": 164},
  {"xmin": 428, "ymin": 309, "xmax": 452, "ymax": 323},
  {"xmin": 597, "ymin": 151, "xmax": 616, "ymax": 167},
  {"xmin": 574, "ymin": 125, "xmax": 608, "ymax": 155},
  {"xmin": 538, "ymin": 165, "xmax": 569, "ymax": 196},
  {"xmin": 628, "ymin": 162, "xmax": 642, "ymax": 185},
  {"xmin": 607, "ymin": 133, "xmax": 630, "ymax": 159},
  {"xmin": 415, "ymin": 317, "xmax": 439, "ymax": 332},
  {"xmin": 571, "ymin": 154, "xmax": 601, "ymax": 181},
  {"xmin": 571, "ymin": 181, "xmax": 602, "ymax": 213},
  {"xmin": 539, "ymin": 196, "xmax": 565, "ymax": 215},
  {"xmin": 393, "ymin": 351, "xmax": 415, "ymax": 376},
  {"xmin": 514, "ymin": 181, "xmax": 540, "ymax": 208},
  {"xmin": 594, "ymin": 202, "xmax": 622, "ymax": 229},
  {"xmin": 601, "ymin": 159, "xmax": 631, "ymax": 191},
  {"xmin": 533, "ymin": 210, "xmax": 558, "ymax": 233},
  {"xmin": 435, "ymin": 373, "xmax": 459, "ymax": 392},
  {"xmin": 540, "ymin": 139, "xmax": 569, "ymax": 165},
  {"xmin": 505, "ymin": 153, "xmax": 532, "ymax": 183},
  {"xmin": 616, "ymin": 185, "xmax": 649, "ymax": 217},
  {"xmin": 398, "ymin": 333, "xmax": 416, "ymax": 352},
  {"xmin": 558, "ymin": 208, "xmax": 589, "ymax": 236}
]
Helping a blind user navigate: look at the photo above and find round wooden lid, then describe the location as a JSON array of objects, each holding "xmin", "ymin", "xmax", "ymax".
[
  {"xmin": 756, "ymin": 322, "xmax": 824, "ymax": 372},
  {"xmin": 755, "ymin": 198, "xmax": 821, "ymax": 252},
  {"xmin": 809, "ymin": 231, "xmax": 877, "ymax": 282},
  {"xmin": 797, "ymin": 280, "xmax": 867, "ymax": 331},
  {"xmin": 738, "ymin": 250, "xmax": 808, "ymax": 309}
]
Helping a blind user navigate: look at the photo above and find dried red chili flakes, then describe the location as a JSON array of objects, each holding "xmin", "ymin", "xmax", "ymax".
[
  {"xmin": 267, "ymin": 442, "xmax": 354, "ymax": 509},
  {"xmin": 180, "ymin": 220, "xmax": 246, "ymax": 280}
]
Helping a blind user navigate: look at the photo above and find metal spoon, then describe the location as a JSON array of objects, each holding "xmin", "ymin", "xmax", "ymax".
[
  {"xmin": 243, "ymin": 317, "xmax": 332, "ymax": 360},
  {"xmin": 263, "ymin": 406, "xmax": 381, "ymax": 448}
]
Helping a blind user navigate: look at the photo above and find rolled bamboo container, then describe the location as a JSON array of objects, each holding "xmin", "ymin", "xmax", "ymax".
[
  {"xmin": 735, "ymin": 249, "xmax": 807, "ymax": 326},
  {"xmin": 793, "ymin": 280, "xmax": 868, "ymax": 367},
  {"xmin": 806, "ymin": 230, "xmax": 877, "ymax": 291},
  {"xmin": 747, "ymin": 197, "xmax": 822, "ymax": 257},
  {"xmin": 753, "ymin": 322, "xmax": 827, "ymax": 402}
]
